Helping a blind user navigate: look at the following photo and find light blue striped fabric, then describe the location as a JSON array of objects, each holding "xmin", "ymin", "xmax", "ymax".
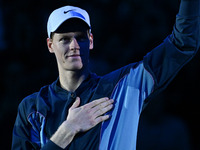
[{"xmin": 100, "ymin": 63, "xmax": 154, "ymax": 150}]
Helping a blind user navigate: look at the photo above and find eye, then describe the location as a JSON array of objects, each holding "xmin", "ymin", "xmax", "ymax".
[
  {"xmin": 76, "ymin": 34, "xmax": 88, "ymax": 42},
  {"xmin": 60, "ymin": 37, "xmax": 71, "ymax": 43}
]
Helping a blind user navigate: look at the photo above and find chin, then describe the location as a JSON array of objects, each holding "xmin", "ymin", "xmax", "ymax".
[{"xmin": 66, "ymin": 64, "xmax": 84, "ymax": 71}]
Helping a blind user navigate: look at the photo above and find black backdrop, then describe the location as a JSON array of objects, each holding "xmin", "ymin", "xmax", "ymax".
[{"xmin": 1, "ymin": 0, "xmax": 200, "ymax": 149}]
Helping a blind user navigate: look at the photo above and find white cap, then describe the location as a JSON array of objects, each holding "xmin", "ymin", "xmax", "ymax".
[{"xmin": 47, "ymin": 6, "xmax": 91, "ymax": 38}]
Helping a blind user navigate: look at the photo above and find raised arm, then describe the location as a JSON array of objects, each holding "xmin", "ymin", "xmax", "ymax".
[
  {"xmin": 100, "ymin": 1, "xmax": 200, "ymax": 149},
  {"xmin": 143, "ymin": 0, "xmax": 200, "ymax": 91},
  {"xmin": 172, "ymin": 0, "xmax": 200, "ymax": 51}
]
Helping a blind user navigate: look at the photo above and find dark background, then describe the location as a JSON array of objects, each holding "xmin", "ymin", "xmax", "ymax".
[{"xmin": 1, "ymin": 0, "xmax": 200, "ymax": 149}]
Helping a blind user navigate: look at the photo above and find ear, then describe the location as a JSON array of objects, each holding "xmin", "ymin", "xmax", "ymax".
[
  {"xmin": 89, "ymin": 33, "xmax": 94, "ymax": 50},
  {"xmin": 47, "ymin": 38, "xmax": 54, "ymax": 53}
]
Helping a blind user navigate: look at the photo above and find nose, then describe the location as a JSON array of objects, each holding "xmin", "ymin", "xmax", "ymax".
[{"xmin": 69, "ymin": 38, "xmax": 80, "ymax": 50}]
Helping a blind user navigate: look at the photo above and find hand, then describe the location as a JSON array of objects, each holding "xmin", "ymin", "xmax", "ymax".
[
  {"xmin": 66, "ymin": 97, "xmax": 114, "ymax": 133},
  {"xmin": 50, "ymin": 97, "xmax": 114, "ymax": 149}
]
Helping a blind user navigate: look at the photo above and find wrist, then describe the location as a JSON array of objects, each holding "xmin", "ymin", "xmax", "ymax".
[
  {"xmin": 50, "ymin": 121, "xmax": 78, "ymax": 149},
  {"xmin": 62, "ymin": 120, "xmax": 80, "ymax": 135}
]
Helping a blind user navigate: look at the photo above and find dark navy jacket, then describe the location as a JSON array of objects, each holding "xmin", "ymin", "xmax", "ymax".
[{"xmin": 12, "ymin": 1, "xmax": 200, "ymax": 150}]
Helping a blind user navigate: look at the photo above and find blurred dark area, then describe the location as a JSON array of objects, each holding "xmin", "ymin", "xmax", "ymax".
[{"xmin": 1, "ymin": 0, "xmax": 200, "ymax": 149}]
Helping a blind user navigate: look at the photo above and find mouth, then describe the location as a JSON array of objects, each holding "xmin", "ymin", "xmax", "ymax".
[
  {"xmin": 69, "ymin": 54, "xmax": 80, "ymax": 56},
  {"xmin": 66, "ymin": 54, "xmax": 81, "ymax": 58}
]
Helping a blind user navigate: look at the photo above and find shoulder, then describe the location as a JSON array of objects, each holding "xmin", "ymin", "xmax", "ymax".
[
  {"xmin": 19, "ymin": 92, "xmax": 38, "ymax": 112},
  {"xmin": 94, "ymin": 63, "xmax": 140, "ymax": 97},
  {"xmin": 101, "ymin": 62, "xmax": 140, "ymax": 82},
  {"xmin": 18, "ymin": 82, "xmax": 53, "ymax": 118}
]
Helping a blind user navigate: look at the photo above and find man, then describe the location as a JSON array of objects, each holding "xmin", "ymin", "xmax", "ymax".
[{"xmin": 12, "ymin": 0, "xmax": 200, "ymax": 149}]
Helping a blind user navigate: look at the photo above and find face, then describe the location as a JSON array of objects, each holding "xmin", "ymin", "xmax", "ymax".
[{"xmin": 47, "ymin": 31, "xmax": 93, "ymax": 72}]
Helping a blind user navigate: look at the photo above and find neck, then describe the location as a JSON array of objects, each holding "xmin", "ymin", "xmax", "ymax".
[{"xmin": 59, "ymin": 68, "xmax": 89, "ymax": 92}]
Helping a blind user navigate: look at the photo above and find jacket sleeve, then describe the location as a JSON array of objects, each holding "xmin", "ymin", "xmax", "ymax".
[
  {"xmin": 11, "ymin": 99, "xmax": 64, "ymax": 150},
  {"xmin": 41, "ymin": 141, "xmax": 64, "ymax": 150},
  {"xmin": 143, "ymin": 0, "xmax": 200, "ymax": 92},
  {"xmin": 11, "ymin": 102, "xmax": 40, "ymax": 150}
]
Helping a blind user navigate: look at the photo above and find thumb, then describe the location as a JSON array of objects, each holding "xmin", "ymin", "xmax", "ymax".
[{"xmin": 70, "ymin": 97, "xmax": 81, "ymax": 110}]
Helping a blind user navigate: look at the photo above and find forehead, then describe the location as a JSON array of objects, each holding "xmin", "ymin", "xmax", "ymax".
[{"xmin": 52, "ymin": 31, "xmax": 90, "ymax": 41}]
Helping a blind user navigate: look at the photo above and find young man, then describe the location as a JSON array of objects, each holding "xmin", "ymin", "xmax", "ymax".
[{"xmin": 12, "ymin": 0, "xmax": 200, "ymax": 150}]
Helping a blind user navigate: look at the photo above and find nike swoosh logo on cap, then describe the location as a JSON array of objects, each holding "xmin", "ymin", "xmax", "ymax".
[{"xmin": 64, "ymin": 10, "xmax": 75, "ymax": 14}]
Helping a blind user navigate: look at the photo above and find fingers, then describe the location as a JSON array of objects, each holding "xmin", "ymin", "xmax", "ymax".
[
  {"xmin": 89, "ymin": 98, "xmax": 114, "ymax": 126},
  {"xmin": 69, "ymin": 97, "xmax": 81, "ymax": 110},
  {"xmin": 84, "ymin": 97, "xmax": 110, "ymax": 108},
  {"xmin": 95, "ymin": 115, "xmax": 110, "ymax": 124},
  {"xmin": 82, "ymin": 98, "xmax": 114, "ymax": 117},
  {"xmin": 93, "ymin": 102, "xmax": 113, "ymax": 117},
  {"xmin": 91, "ymin": 99, "xmax": 114, "ymax": 115}
]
